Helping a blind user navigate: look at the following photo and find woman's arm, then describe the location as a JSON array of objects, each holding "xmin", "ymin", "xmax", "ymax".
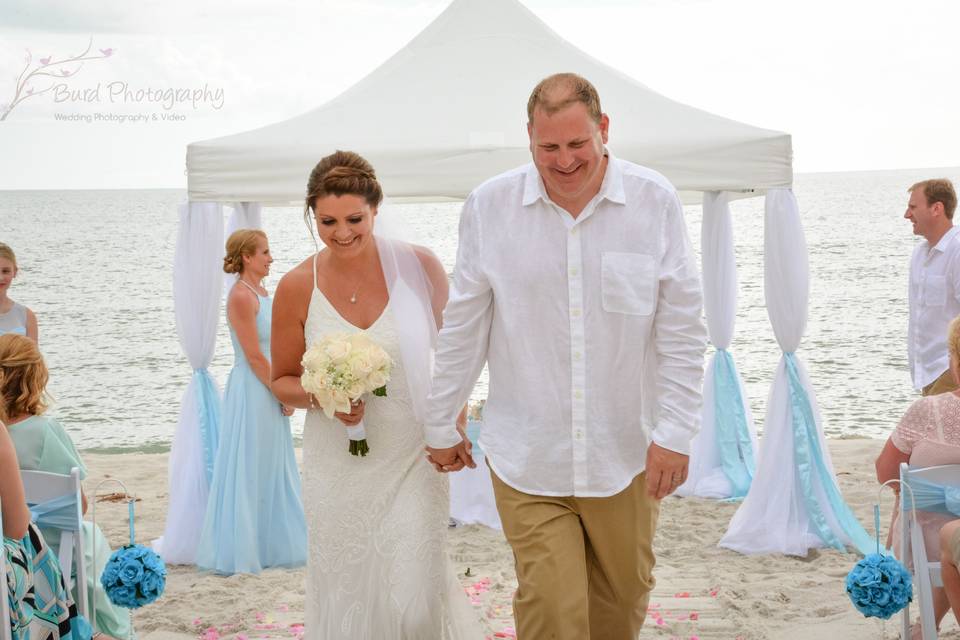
[
  {"xmin": 875, "ymin": 437, "xmax": 911, "ymax": 486},
  {"xmin": 227, "ymin": 286, "xmax": 272, "ymax": 388},
  {"xmin": 25, "ymin": 306, "xmax": 38, "ymax": 343},
  {"xmin": 271, "ymin": 266, "xmax": 314, "ymax": 408},
  {"xmin": 414, "ymin": 245, "xmax": 449, "ymax": 329},
  {"xmin": 0, "ymin": 423, "xmax": 31, "ymax": 539}
]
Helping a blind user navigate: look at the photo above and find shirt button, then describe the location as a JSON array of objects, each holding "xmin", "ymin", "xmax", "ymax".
[
  {"xmin": 569, "ymin": 267, "xmax": 579, "ymax": 276},
  {"xmin": 574, "ymin": 390, "xmax": 583, "ymax": 399},
  {"xmin": 571, "ymin": 308, "xmax": 581, "ymax": 317},
  {"xmin": 575, "ymin": 430, "xmax": 584, "ymax": 439},
  {"xmin": 573, "ymin": 351, "xmax": 582, "ymax": 360}
]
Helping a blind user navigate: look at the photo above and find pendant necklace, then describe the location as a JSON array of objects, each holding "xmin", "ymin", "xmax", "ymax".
[{"xmin": 350, "ymin": 279, "xmax": 361, "ymax": 304}]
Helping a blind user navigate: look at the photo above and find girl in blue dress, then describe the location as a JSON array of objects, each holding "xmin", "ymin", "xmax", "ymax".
[
  {"xmin": 0, "ymin": 243, "xmax": 38, "ymax": 341},
  {"xmin": 196, "ymin": 229, "xmax": 306, "ymax": 575}
]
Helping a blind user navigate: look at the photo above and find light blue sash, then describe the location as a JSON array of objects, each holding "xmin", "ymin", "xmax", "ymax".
[
  {"xmin": 28, "ymin": 493, "xmax": 80, "ymax": 531},
  {"xmin": 785, "ymin": 353, "xmax": 873, "ymax": 555},
  {"xmin": 193, "ymin": 368, "xmax": 221, "ymax": 485},
  {"xmin": 902, "ymin": 477, "xmax": 960, "ymax": 517},
  {"xmin": 714, "ymin": 349, "xmax": 755, "ymax": 498}
]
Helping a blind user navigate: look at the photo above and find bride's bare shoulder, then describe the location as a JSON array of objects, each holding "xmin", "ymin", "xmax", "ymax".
[{"xmin": 276, "ymin": 256, "xmax": 316, "ymax": 299}]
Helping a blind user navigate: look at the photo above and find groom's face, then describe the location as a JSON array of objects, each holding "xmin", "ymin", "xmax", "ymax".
[{"xmin": 528, "ymin": 101, "xmax": 609, "ymax": 207}]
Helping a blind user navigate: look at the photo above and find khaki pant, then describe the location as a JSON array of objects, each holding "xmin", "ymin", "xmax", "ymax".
[
  {"xmin": 490, "ymin": 468, "xmax": 660, "ymax": 640},
  {"xmin": 922, "ymin": 368, "xmax": 959, "ymax": 396}
]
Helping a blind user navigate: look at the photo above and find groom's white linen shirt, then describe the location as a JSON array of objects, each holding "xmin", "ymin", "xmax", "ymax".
[
  {"xmin": 908, "ymin": 225, "xmax": 960, "ymax": 389},
  {"xmin": 425, "ymin": 155, "xmax": 706, "ymax": 497}
]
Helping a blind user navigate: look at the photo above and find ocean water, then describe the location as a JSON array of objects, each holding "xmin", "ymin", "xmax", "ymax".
[{"xmin": 2, "ymin": 167, "xmax": 960, "ymax": 451}]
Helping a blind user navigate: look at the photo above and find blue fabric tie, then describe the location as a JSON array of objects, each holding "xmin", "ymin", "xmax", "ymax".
[
  {"xmin": 193, "ymin": 368, "xmax": 221, "ymax": 485},
  {"xmin": 902, "ymin": 477, "xmax": 960, "ymax": 517},
  {"xmin": 713, "ymin": 349, "xmax": 755, "ymax": 498},
  {"xmin": 785, "ymin": 353, "xmax": 874, "ymax": 555},
  {"xmin": 28, "ymin": 493, "xmax": 80, "ymax": 531}
]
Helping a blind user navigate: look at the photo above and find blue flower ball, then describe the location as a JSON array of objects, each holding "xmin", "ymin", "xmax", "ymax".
[
  {"xmin": 100, "ymin": 544, "xmax": 166, "ymax": 609},
  {"xmin": 846, "ymin": 553, "xmax": 912, "ymax": 619}
]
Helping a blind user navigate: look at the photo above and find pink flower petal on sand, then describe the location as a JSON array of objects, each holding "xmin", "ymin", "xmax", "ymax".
[
  {"xmin": 656, "ymin": 618, "xmax": 665, "ymax": 625},
  {"xmin": 278, "ymin": 604, "xmax": 290, "ymax": 612},
  {"xmin": 674, "ymin": 592, "xmax": 690, "ymax": 598},
  {"xmin": 235, "ymin": 635, "xmax": 247, "ymax": 640},
  {"xmin": 193, "ymin": 619, "xmax": 202, "ymax": 626},
  {"xmin": 689, "ymin": 612, "xmax": 699, "ymax": 621}
]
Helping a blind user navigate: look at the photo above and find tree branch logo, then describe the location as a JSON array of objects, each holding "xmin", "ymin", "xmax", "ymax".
[{"xmin": 1, "ymin": 38, "xmax": 113, "ymax": 121}]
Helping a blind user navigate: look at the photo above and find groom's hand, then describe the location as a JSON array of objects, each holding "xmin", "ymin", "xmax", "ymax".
[
  {"xmin": 645, "ymin": 443, "xmax": 689, "ymax": 500},
  {"xmin": 426, "ymin": 439, "xmax": 476, "ymax": 473}
]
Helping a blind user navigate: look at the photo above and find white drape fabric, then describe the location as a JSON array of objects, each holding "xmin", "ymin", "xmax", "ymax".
[
  {"xmin": 678, "ymin": 192, "xmax": 757, "ymax": 499},
  {"xmin": 154, "ymin": 202, "xmax": 224, "ymax": 564},
  {"xmin": 720, "ymin": 189, "xmax": 869, "ymax": 556}
]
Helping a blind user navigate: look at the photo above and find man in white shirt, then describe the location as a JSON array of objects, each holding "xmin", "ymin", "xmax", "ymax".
[
  {"xmin": 905, "ymin": 178, "xmax": 960, "ymax": 395},
  {"xmin": 425, "ymin": 73, "xmax": 706, "ymax": 639}
]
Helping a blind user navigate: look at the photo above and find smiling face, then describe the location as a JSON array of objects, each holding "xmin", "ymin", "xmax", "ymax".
[
  {"xmin": 242, "ymin": 237, "xmax": 273, "ymax": 279},
  {"xmin": 313, "ymin": 193, "xmax": 377, "ymax": 257},
  {"xmin": 528, "ymin": 101, "xmax": 609, "ymax": 213},
  {"xmin": 905, "ymin": 188, "xmax": 943, "ymax": 241},
  {"xmin": 0, "ymin": 257, "xmax": 16, "ymax": 296}
]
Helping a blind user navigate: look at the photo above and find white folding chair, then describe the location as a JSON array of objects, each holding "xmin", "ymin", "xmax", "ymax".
[
  {"xmin": 19, "ymin": 468, "xmax": 89, "ymax": 620},
  {"xmin": 899, "ymin": 463, "xmax": 960, "ymax": 640},
  {"xmin": 1, "ymin": 495, "xmax": 13, "ymax": 640}
]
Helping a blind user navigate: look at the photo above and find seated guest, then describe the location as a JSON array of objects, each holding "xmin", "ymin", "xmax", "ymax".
[
  {"xmin": 3, "ymin": 414, "xmax": 93, "ymax": 640},
  {"xmin": 876, "ymin": 315, "xmax": 960, "ymax": 633},
  {"xmin": 0, "ymin": 334, "xmax": 130, "ymax": 638},
  {"xmin": 0, "ymin": 243, "xmax": 38, "ymax": 341}
]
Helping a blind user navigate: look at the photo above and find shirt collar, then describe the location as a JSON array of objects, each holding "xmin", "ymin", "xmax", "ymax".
[
  {"xmin": 931, "ymin": 225, "xmax": 959, "ymax": 253},
  {"xmin": 521, "ymin": 149, "xmax": 625, "ymax": 208}
]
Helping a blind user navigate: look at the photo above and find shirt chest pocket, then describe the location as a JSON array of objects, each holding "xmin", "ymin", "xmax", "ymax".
[
  {"xmin": 925, "ymin": 275, "xmax": 947, "ymax": 307},
  {"xmin": 601, "ymin": 252, "xmax": 655, "ymax": 316}
]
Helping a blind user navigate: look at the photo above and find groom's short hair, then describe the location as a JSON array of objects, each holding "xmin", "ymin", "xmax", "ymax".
[{"xmin": 527, "ymin": 73, "xmax": 603, "ymax": 125}]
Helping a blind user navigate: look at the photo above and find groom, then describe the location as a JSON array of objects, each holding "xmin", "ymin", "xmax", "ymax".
[{"xmin": 425, "ymin": 73, "xmax": 706, "ymax": 639}]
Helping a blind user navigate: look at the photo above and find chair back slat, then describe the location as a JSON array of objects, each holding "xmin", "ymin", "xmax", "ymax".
[{"xmin": 18, "ymin": 468, "xmax": 89, "ymax": 620}]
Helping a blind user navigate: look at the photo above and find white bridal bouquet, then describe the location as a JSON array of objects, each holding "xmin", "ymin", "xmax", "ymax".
[{"xmin": 301, "ymin": 331, "xmax": 393, "ymax": 456}]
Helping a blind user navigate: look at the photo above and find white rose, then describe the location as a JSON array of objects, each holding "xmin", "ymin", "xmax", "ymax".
[
  {"xmin": 349, "ymin": 354, "xmax": 374, "ymax": 378},
  {"xmin": 368, "ymin": 371, "xmax": 388, "ymax": 390},
  {"xmin": 324, "ymin": 340, "xmax": 352, "ymax": 363}
]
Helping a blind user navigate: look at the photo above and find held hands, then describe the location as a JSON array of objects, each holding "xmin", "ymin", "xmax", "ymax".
[
  {"xmin": 426, "ymin": 417, "xmax": 476, "ymax": 473},
  {"xmin": 280, "ymin": 404, "xmax": 295, "ymax": 417},
  {"xmin": 334, "ymin": 400, "xmax": 365, "ymax": 426},
  {"xmin": 645, "ymin": 443, "xmax": 689, "ymax": 500}
]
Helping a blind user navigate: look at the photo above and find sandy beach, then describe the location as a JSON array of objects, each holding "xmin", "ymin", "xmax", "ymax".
[{"xmin": 81, "ymin": 438, "xmax": 959, "ymax": 640}]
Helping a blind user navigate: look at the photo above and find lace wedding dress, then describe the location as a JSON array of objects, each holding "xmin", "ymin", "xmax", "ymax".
[{"xmin": 302, "ymin": 285, "xmax": 483, "ymax": 640}]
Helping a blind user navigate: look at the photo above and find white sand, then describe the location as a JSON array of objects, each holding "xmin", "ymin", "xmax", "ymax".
[{"xmin": 80, "ymin": 439, "xmax": 960, "ymax": 639}]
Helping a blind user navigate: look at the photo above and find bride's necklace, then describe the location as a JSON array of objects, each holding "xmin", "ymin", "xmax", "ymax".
[{"xmin": 349, "ymin": 279, "xmax": 361, "ymax": 304}]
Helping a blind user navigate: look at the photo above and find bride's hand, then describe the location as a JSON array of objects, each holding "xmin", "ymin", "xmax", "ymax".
[{"xmin": 334, "ymin": 399, "xmax": 365, "ymax": 426}]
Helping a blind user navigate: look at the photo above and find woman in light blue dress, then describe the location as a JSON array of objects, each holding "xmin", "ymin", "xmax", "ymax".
[
  {"xmin": 0, "ymin": 243, "xmax": 38, "ymax": 341},
  {"xmin": 196, "ymin": 229, "xmax": 306, "ymax": 575}
]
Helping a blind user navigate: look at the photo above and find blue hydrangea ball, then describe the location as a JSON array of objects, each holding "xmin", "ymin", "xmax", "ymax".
[
  {"xmin": 100, "ymin": 544, "xmax": 166, "ymax": 609},
  {"xmin": 845, "ymin": 553, "xmax": 912, "ymax": 619}
]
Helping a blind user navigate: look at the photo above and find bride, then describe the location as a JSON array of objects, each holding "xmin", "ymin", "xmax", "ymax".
[{"xmin": 271, "ymin": 150, "xmax": 482, "ymax": 639}]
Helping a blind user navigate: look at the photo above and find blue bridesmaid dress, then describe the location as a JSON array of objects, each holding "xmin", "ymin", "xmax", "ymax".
[{"xmin": 196, "ymin": 285, "xmax": 306, "ymax": 574}]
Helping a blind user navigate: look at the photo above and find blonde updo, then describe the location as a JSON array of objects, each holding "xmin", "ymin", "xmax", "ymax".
[
  {"xmin": 0, "ymin": 242, "xmax": 17, "ymax": 272},
  {"xmin": 303, "ymin": 150, "xmax": 383, "ymax": 223},
  {"xmin": 0, "ymin": 334, "xmax": 49, "ymax": 423},
  {"xmin": 223, "ymin": 229, "xmax": 267, "ymax": 274}
]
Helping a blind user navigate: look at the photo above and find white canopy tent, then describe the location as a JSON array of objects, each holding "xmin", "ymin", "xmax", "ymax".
[{"xmin": 157, "ymin": 0, "xmax": 867, "ymax": 561}]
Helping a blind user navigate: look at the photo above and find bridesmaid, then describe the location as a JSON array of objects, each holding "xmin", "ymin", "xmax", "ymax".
[
  {"xmin": 0, "ymin": 243, "xmax": 38, "ymax": 341},
  {"xmin": 196, "ymin": 229, "xmax": 306, "ymax": 575}
]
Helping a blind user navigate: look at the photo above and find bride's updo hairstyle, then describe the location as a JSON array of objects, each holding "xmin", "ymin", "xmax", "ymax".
[
  {"xmin": 0, "ymin": 333, "xmax": 49, "ymax": 422},
  {"xmin": 303, "ymin": 151, "xmax": 384, "ymax": 225},
  {"xmin": 223, "ymin": 229, "xmax": 267, "ymax": 274}
]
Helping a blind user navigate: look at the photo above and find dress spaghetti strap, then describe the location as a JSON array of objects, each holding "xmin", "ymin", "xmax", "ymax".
[
  {"xmin": 237, "ymin": 279, "xmax": 265, "ymax": 297},
  {"xmin": 312, "ymin": 252, "xmax": 321, "ymax": 291}
]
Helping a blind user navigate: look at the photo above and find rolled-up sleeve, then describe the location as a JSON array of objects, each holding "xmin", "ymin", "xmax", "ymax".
[
  {"xmin": 650, "ymin": 194, "xmax": 707, "ymax": 455},
  {"xmin": 425, "ymin": 194, "xmax": 495, "ymax": 449}
]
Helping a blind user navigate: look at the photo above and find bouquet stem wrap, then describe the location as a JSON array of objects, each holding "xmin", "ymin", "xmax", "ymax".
[{"xmin": 346, "ymin": 419, "xmax": 369, "ymax": 456}]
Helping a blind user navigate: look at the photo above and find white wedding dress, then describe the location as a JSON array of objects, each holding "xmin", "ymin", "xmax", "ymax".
[{"xmin": 303, "ymin": 286, "xmax": 483, "ymax": 640}]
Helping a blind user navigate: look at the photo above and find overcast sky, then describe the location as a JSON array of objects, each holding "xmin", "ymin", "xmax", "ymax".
[{"xmin": 0, "ymin": 0, "xmax": 957, "ymax": 190}]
